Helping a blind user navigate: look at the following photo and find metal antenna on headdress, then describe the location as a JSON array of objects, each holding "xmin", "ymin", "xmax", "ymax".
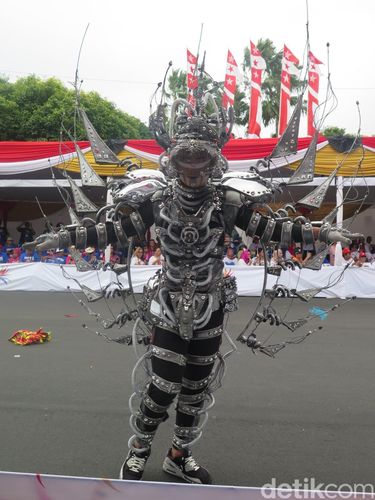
[{"xmin": 72, "ymin": 23, "xmax": 90, "ymax": 139}]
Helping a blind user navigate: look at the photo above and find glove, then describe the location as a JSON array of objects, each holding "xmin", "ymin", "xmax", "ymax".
[
  {"xmin": 23, "ymin": 233, "xmax": 61, "ymax": 252},
  {"xmin": 326, "ymin": 227, "xmax": 363, "ymax": 246}
]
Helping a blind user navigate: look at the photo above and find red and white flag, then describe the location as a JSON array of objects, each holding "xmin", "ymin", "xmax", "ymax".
[
  {"xmin": 247, "ymin": 41, "xmax": 267, "ymax": 137},
  {"xmin": 187, "ymin": 49, "xmax": 198, "ymax": 109},
  {"xmin": 222, "ymin": 50, "xmax": 240, "ymax": 109},
  {"xmin": 278, "ymin": 44, "xmax": 300, "ymax": 135},
  {"xmin": 307, "ymin": 51, "xmax": 323, "ymax": 136}
]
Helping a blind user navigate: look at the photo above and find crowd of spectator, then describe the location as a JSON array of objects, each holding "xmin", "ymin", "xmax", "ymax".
[{"xmin": 1, "ymin": 220, "xmax": 374, "ymax": 269}]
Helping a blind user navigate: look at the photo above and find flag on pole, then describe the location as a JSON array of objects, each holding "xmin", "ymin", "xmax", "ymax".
[
  {"xmin": 278, "ymin": 44, "xmax": 299, "ymax": 135},
  {"xmin": 222, "ymin": 50, "xmax": 240, "ymax": 109},
  {"xmin": 187, "ymin": 49, "xmax": 198, "ymax": 109},
  {"xmin": 307, "ymin": 51, "xmax": 323, "ymax": 136},
  {"xmin": 247, "ymin": 41, "xmax": 267, "ymax": 137}
]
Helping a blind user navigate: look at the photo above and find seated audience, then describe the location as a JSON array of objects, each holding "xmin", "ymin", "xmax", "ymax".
[
  {"xmin": 148, "ymin": 247, "xmax": 164, "ymax": 266},
  {"xmin": 20, "ymin": 248, "xmax": 40, "ymax": 262},
  {"xmin": 223, "ymin": 247, "xmax": 238, "ymax": 266},
  {"xmin": 131, "ymin": 247, "xmax": 145, "ymax": 265}
]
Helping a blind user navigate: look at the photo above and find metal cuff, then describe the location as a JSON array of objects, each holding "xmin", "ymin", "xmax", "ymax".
[
  {"xmin": 177, "ymin": 401, "xmax": 202, "ymax": 417},
  {"xmin": 281, "ymin": 220, "xmax": 293, "ymax": 248},
  {"xmin": 318, "ymin": 222, "xmax": 331, "ymax": 243},
  {"xmin": 58, "ymin": 229, "xmax": 71, "ymax": 249},
  {"xmin": 75, "ymin": 226, "xmax": 87, "ymax": 250},
  {"xmin": 173, "ymin": 425, "xmax": 201, "ymax": 438},
  {"xmin": 178, "ymin": 392, "xmax": 207, "ymax": 404},
  {"xmin": 182, "ymin": 374, "xmax": 213, "ymax": 391},
  {"xmin": 95, "ymin": 223, "xmax": 107, "ymax": 250},
  {"xmin": 193, "ymin": 326, "xmax": 223, "ymax": 340},
  {"xmin": 113, "ymin": 219, "xmax": 128, "ymax": 248},
  {"xmin": 186, "ymin": 353, "xmax": 218, "ymax": 365},
  {"xmin": 143, "ymin": 395, "xmax": 170, "ymax": 414},
  {"xmin": 151, "ymin": 346, "xmax": 187, "ymax": 366},
  {"xmin": 302, "ymin": 222, "xmax": 314, "ymax": 246},
  {"xmin": 246, "ymin": 211, "xmax": 262, "ymax": 237},
  {"xmin": 151, "ymin": 375, "xmax": 182, "ymax": 394},
  {"xmin": 260, "ymin": 218, "xmax": 276, "ymax": 245},
  {"xmin": 136, "ymin": 411, "xmax": 165, "ymax": 426},
  {"xmin": 130, "ymin": 211, "xmax": 146, "ymax": 239}
]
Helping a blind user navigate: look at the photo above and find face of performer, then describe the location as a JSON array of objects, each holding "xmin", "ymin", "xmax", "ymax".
[{"xmin": 170, "ymin": 140, "xmax": 217, "ymax": 189}]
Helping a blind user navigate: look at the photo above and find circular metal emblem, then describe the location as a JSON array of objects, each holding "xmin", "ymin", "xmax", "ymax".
[{"xmin": 180, "ymin": 226, "xmax": 199, "ymax": 245}]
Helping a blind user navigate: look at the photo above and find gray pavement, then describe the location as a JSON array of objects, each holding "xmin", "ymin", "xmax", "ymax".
[{"xmin": 0, "ymin": 291, "xmax": 374, "ymax": 488}]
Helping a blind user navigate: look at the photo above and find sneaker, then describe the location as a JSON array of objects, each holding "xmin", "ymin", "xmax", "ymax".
[
  {"xmin": 162, "ymin": 448, "xmax": 212, "ymax": 484},
  {"xmin": 120, "ymin": 448, "xmax": 150, "ymax": 481}
]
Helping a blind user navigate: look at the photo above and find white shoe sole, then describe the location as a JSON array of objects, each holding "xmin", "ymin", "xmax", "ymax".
[{"xmin": 162, "ymin": 457, "xmax": 203, "ymax": 484}]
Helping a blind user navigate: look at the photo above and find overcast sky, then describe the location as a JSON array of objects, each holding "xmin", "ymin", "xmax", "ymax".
[{"xmin": 1, "ymin": 0, "xmax": 375, "ymax": 136}]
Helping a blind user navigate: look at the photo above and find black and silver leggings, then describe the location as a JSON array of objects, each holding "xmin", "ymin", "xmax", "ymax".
[{"xmin": 134, "ymin": 309, "xmax": 224, "ymax": 450}]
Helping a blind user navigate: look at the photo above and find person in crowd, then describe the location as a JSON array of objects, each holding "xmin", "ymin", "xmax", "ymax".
[
  {"xmin": 0, "ymin": 247, "xmax": 8, "ymax": 263},
  {"xmin": 20, "ymin": 248, "xmax": 40, "ymax": 262},
  {"xmin": 354, "ymin": 251, "xmax": 368, "ymax": 268},
  {"xmin": 237, "ymin": 247, "xmax": 251, "ymax": 266},
  {"xmin": 7, "ymin": 247, "xmax": 21, "ymax": 263},
  {"xmin": 292, "ymin": 247, "xmax": 303, "ymax": 264},
  {"xmin": 46, "ymin": 249, "xmax": 67, "ymax": 265},
  {"xmin": 252, "ymin": 248, "xmax": 267, "ymax": 266},
  {"xmin": 4, "ymin": 237, "xmax": 16, "ymax": 252},
  {"xmin": 223, "ymin": 247, "xmax": 238, "ymax": 266},
  {"xmin": 148, "ymin": 247, "xmax": 164, "ymax": 266},
  {"xmin": 83, "ymin": 247, "xmax": 99, "ymax": 266},
  {"xmin": 110, "ymin": 248, "xmax": 121, "ymax": 264},
  {"xmin": 364, "ymin": 236, "xmax": 374, "ymax": 262},
  {"xmin": 342, "ymin": 247, "xmax": 354, "ymax": 266},
  {"xmin": 130, "ymin": 246, "xmax": 145, "ymax": 265},
  {"xmin": 143, "ymin": 239, "xmax": 157, "ymax": 263},
  {"xmin": 350, "ymin": 243, "xmax": 359, "ymax": 261},
  {"xmin": 270, "ymin": 248, "xmax": 284, "ymax": 267},
  {"xmin": 231, "ymin": 230, "xmax": 242, "ymax": 254},
  {"xmin": 249, "ymin": 236, "xmax": 261, "ymax": 254},
  {"xmin": 329, "ymin": 242, "xmax": 336, "ymax": 266},
  {"xmin": 17, "ymin": 221, "xmax": 36, "ymax": 245},
  {"xmin": 0, "ymin": 220, "xmax": 9, "ymax": 246}
]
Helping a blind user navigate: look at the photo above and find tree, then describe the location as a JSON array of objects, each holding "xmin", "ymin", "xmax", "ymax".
[
  {"xmin": 322, "ymin": 126, "xmax": 346, "ymax": 137},
  {"xmin": 0, "ymin": 75, "xmax": 151, "ymax": 141}
]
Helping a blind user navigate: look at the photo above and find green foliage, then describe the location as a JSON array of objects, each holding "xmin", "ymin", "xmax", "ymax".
[
  {"xmin": 0, "ymin": 75, "xmax": 151, "ymax": 141},
  {"xmin": 322, "ymin": 126, "xmax": 347, "ymax": 137}
]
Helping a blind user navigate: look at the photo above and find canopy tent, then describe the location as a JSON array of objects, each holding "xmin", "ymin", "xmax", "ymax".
[
  {"xmin": 2, "ymin": 136, "xmax": 375, "ymax": 177},
  {"xmin": 0, "ymin": 138, "xmax": 374, "ymax": 224}
]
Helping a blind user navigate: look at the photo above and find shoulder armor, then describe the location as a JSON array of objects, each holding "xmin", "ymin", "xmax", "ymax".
[
  {"xmin": 220, "ymin": 171, "xmax": 273, "ymax": 203},
  {"xmin": 111, "ymin": 170, "xmax": 167, "ymax": 208}
]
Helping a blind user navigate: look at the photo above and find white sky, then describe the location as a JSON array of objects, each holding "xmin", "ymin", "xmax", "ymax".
[{"xmin": 1, "ymin": 0, "xmax": 375, "ymax": 137}]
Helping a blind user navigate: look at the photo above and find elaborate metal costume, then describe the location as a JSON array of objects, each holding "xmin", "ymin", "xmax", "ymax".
[{"xmin": 26, "ymin": 82, "xmax": 360, "ymax": 484}]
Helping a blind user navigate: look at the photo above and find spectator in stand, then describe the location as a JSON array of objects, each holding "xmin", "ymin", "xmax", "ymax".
[
  {"xmin": 110, "ymin": 248, "xmax": 121, "ymax": 264},
  {"xmin": 17, "ymin": 221, "xmax": 36, "ymax": 245},
  {"xmin": 354, "ymin": 251, "xmax": 368, "ymax": 268},
  {"xmin": 131, "ymin": 247, "xmax": 145, "ymax": 265},
  {"xmin": 148, "ymin": 247, "xmax": 164, "ymax": 266},
  {"xmin": 20, "ymin": 248, "xmax": 40, "ymax": 262},
  {"xmin": 270, "ymin": 248, "xmax": 284, "ymax": 267},
  {"xmin": 0, "ymin": 220, "xmax": 9, "ymax": 246},
  {"xmin": 364, "ymin": 236, "xmax": 374, "ymax": 262},
  {"xmin": 143, "ymin": 239, "xmax": 157, "ymax": 263},
  {"xmin": 83, "ymin": 247, "xmax": 98, "ymax": 266},
  {"xmin": 249, "ymin": 236, "xmax": 261, "ymax": 254},
  {"xmin": 342, "ymin": 247, "xmax": 354, "ymax": 266},
  {"xmin": 0, "ymin": 247, "xmax": 8, "ymax": 263},
  {"xmin": 231, "ymin": 230, "xmax": 242, "ymax": 254},
  {"xmin": 4, "ymin": 237, "xmax": 16, "ymax": 252},
  {"xmin": 237, "ymin": 247, "xmax": 251, "ymax": 266},
  {"xmin": 292, "ymin": 247, "xmax": 303, "ymax": 264},
  {"xmin": 329, "ymin": 242, "xmax": 336, "ymax": 266},
  {"xmin": 223, "ymin": 247, "xmax": 238, "ymax": 266},
  {"xmin": 350, "ymin": 243, "xmax": 359, "ymax": 261},
  {"xmin": 7, "ymin": 247, "xmax": 21, "ymax": 263},
  {"xmin": 252, "ymin": 248, "xmax": 267, "ymax": 266},
  {"xmin": 47, "ymin": 249, "xmax": 67, "ymax": 265}
]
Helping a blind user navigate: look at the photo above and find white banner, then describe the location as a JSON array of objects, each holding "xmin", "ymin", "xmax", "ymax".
[{"xmin": 0, "ymin": 263, "xmax": 374, "ymax": 298}]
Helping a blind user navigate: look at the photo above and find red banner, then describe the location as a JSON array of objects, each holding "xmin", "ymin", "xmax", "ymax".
[
  {"xmin": 222, "ymin": 50, "xmax": 239, "ymax": 109},
  {"xmin": 307, "ymin": 51, "xmax": 323, "ymax": 136},
  {"xmin": 186, "ymin": 49, "xmax": 198, "ymax": 109},
  {"xmin": 278, "ymin": 45, "xmax": 299, "ymax": 135},
  {"xmin": 247, "ymin": 41, "xmax": 266, "ymax": 137}
]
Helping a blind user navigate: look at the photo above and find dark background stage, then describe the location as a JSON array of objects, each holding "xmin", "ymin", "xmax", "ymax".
[{"xmin": 0, "ymin": 292, "xmax": 374, "ymax": 488}]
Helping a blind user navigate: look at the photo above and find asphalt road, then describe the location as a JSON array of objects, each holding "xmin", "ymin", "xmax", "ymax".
[{"xmin": 0, "ymin": 292, "xmax": 374, "ymax": 489}]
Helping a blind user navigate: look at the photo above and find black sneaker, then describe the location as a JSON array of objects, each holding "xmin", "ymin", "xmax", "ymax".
[
  {"xmin": 120, "ymin": 448, "xmax": 151, "ymax": 481},
  {"xmin": 162, "ymin": 448, "xmax": 212, "ymax": 484}
]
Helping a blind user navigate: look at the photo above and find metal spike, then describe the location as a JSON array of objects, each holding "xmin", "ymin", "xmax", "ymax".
[
  {"xmin": 67, "ymin": 176, "xmax": 98, "ymax": 213},
  {"xmin": 79, "ymin": 109, "xmax": 120, "ymax": 165},
  {"xmin": 293, "ymin": 287, "xmax": 322, "ymax": 302},
  {"xmin": 68, "ymin": 207, "xmax": 81, "ymax": 226},
  {"xmin": 302, "ymin": 242, "xmax": 328, "ymax": 271},
  {"xmin": 296, "ymin": 169, "xmax": 337, "ymax": 210},
  {"xmin": 79, "ymin": 283, "xmax": 104, "ymax": 302},
  {"xmin": 68, "ymin": 247, "xmax": 93, "ymax": 272},
  {"xmin": 282, "ymin": 318, "xmax": 308, "ymax": 332},
  {"xmin": 74, "ymin": 143, "xmax": 106, "ymax": 187},
  {"xmin": 267, "ymin": 266, "xmax": 282, "ymax": 276},
  {"xmin": 288, "ymin": 130, "xmax": 319, "ymax": 185},
  {"xmin": 323, "ymin": 206, "xmax": 339, "ymax": 225},
  {"xmin": 269, "ymin": 94, "xmax": 303, "ymax": 159}
]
